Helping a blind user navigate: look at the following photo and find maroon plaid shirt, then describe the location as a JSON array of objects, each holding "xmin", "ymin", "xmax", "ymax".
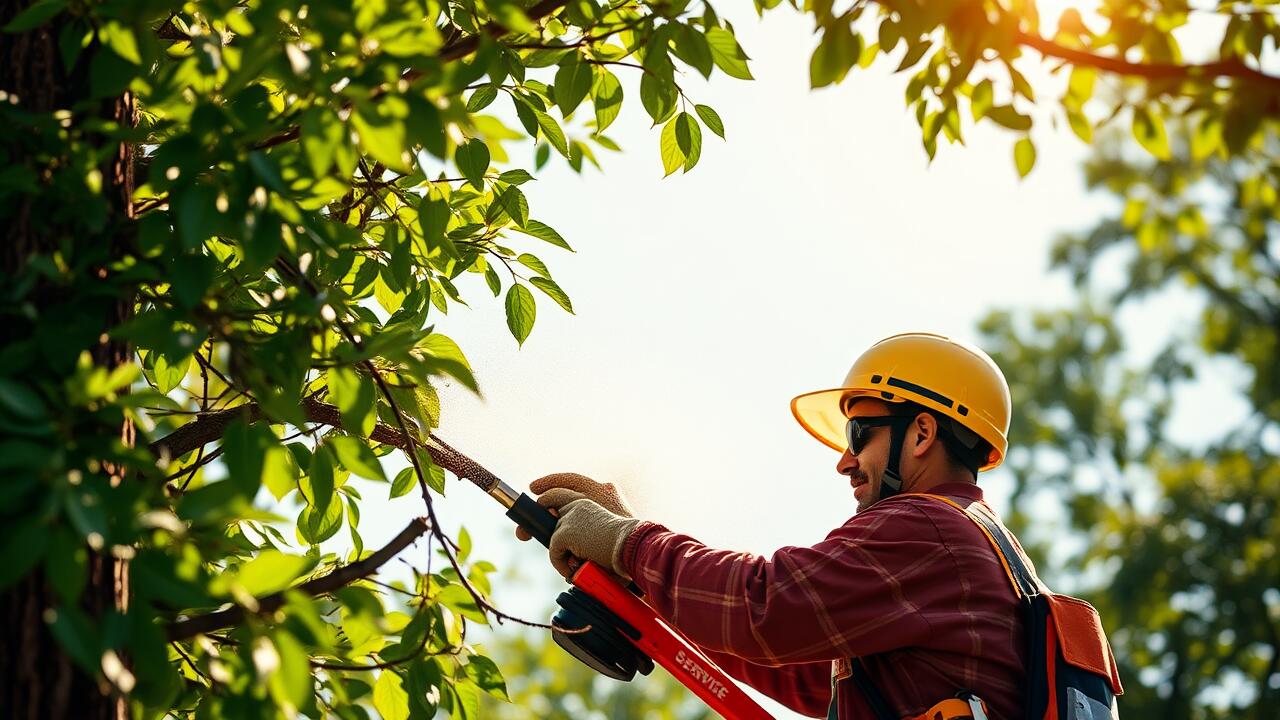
[{"xmin": 620, "ymin": 483, "xmax": 1027, "ymax": 719}]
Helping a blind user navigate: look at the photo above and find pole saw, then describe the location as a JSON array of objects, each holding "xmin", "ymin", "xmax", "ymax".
[{"xmin": 419, "ymin": 434, "xmax": 774, "ymax": 720}]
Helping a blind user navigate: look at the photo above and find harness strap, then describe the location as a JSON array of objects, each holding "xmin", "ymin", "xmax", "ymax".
[
  {"xmin": 925, "ymin": 496, "xmax": 1042, "ymax": 599},
  {"xmin": 829, "ymin": 495, "xmax": 1028, "ymax": 720}
]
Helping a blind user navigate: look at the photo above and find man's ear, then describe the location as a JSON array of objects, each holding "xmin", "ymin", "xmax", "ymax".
[{"xmin": 910, "ymin": 413, "xmax": 938, "ymax": 458}]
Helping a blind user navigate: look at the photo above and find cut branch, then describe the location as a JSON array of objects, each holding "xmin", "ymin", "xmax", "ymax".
[
  {"xmin": 167, "ymin": 517, "xmax": 430, "ymax": 641},
  {"xmin": 1016, "ymin": 31, "xmax": 1280, "ymax": 94}
]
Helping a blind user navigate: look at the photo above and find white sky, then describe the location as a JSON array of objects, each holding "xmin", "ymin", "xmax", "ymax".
[{"xmin": 322, "ymin": 4, "xmax": 1235, "ymax": 717}]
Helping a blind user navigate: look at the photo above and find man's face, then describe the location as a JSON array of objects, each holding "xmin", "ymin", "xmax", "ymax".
[{"xmin": 836, "ymin": 398, "xmax": 896, "ymax": 513}]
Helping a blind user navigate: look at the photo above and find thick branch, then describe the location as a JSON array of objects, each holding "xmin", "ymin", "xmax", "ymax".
[
  {"xmin": 166, "ymin": 517, "xmax": 430, "ymax": 641},
  {"xmin": 149, "ymin": 397, "xmax": 412, "ymax": 461},
  {"xmin": 1017, "ymin": 30, "xmax": 1280, "ymax": 94}
]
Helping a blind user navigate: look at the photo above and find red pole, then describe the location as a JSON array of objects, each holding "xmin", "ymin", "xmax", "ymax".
[{"xmin": 571, "ymin": 562, "xmax": 776, "ymax": 720}]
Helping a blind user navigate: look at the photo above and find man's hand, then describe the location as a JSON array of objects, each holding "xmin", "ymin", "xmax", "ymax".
[
  {"xmin": 516, "ymin": 472, "xmax": 634, "ymax": 542},
  {"xmin": 546, "ymin": 498, "xmax": 642, "ymax": 580}
]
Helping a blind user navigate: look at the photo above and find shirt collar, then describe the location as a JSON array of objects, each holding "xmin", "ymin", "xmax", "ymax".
[{"xmin": 914, "ymin": 481, "xmax": 983, "ymax": 502}]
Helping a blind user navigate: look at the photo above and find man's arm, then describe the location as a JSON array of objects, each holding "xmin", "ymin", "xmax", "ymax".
[{"xmin": 619, "ymin": 500, "xmax": 941, "ymax": 666}]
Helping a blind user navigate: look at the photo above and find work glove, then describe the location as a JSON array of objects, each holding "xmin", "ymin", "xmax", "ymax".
[
  {"xmin": 546, "ymin": 497, "xmax": 643, "ymax": 581},
  {"xmin": 515, "ymin": 472, "xmax": 634, "ymax": 542}
]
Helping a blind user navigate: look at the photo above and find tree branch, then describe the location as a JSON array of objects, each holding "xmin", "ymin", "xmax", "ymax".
[
  {"xmin": 1016, "ymin": 31, "xmax": 1280, "ymax": 94},
  {"xmin": 166, "ymin": 517, "xmax": 431, "ymax": 641},
  {"xmin": 149, "ymin": 396, "xmax": 413, "ymax": 461}
]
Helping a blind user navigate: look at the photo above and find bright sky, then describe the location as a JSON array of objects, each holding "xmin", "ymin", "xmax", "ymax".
[{"xmin": 334, "ymin": 4, "xmax": 1153, "ymax": 717}]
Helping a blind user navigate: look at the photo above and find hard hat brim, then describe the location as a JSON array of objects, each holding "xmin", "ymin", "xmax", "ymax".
[{"xmin": 790, "ymin": 386, "xmax": 1006, "ymax": 471}]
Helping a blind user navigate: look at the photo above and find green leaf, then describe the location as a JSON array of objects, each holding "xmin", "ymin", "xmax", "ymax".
[
  {"xmin": 705, "ymin": 27, "xmax": 753, "ymax": 80},
  {"xmin": 810, "ymin": 24, "xmax": 861, "ymax": 88},
  {"xmin": 530, "ymin": 276, "xmax": 574, "ymax": 313},
  {"xmin": 301, "ymin": 444, "xmax": 336, "ymax": 512},
  {"xmin": 455, "ymin": 139, "xmax": 490, "ymax": 190},
  {"xmin": 391, "ymin": 467, "xmax": 417, "ymax": 498},
  {"xmin": 496, "ymin": 186, "xmax": 529, "ymax": 228},
  {"xmin": 223, "ymin": 420, "xmax": 273, "ymax": 499},
  {"xmin": 660, "ymin": 116, "xmax": 685, "ymax": 176},
  {"xmin": 591, "ymin": 67, "xmax": 624, "ymax": 134},
  {"xmin": 234, "ymin": 550, "xmax": 316, "ymax": 596},
  {"xmin": 1132, "ymin": 106, "xmax": 1171, "ymax": 160},
  {"xmin": 268, "ymin": 630, "xmax": 313, "ymax": 711},
  {"xmin": 0, "ymin": 377, "xmax": 47, "ymax": 420},
  {"xmin": 970, "ymin": 79, "xmax": 994, "ymax": 120},
  {"xmin": 1014, "ymin": 137, "xmax": 1036, "ymax": 178},
  {"xmin": 418, "ymin": 333, "xmax": 477, "ymax": 392},
  {"xmin": 297, "ymin": 497, "xmax": 344, "ymax": 545},
  {"xmin": 151, "ymin": 353, "xmax": 190, "ymax": 394},
  {"xmin": 328, "ymin": 366, "xmax": 376, "ymax": 437},
  {"xmin": 514, "ymin": 220, "xmax": 572, "ymax": 251},
  {"xmin": 504, "ymin": 284, "xmax": 537, "ymax": 346},
  {"xmin": 554, "ymin": 60, "xmax": 593, "ymax": 117},
  {"xmin": 639, "ymin": 72, "xmax": 678, "ymax": 124},
  {"xmin": 352, "ymin": 106, "xmax": 412, "ymax": 173},
  {"xmin": 985, "ymin": 105, "xmax": 1032, "ymax": 131},
  {"xmin": 677, "ymin": 112, "xmax": 702, "ymax": 172},
  {"xmin": 464, "ymin": 655, "xmax": 509, "ymax": 701},
  {"xmin": 532, "ymin": 110, "xmax": 569, "ymax": 158},
  {"xmin": 4, "ymin": 0, "xmax": 66, "ymax": 32},
  {"xmin": 328, "ymin": 435, "xmax": 387, "ymax": 481},
  {"xmin": 484, "ymin": 265, "xmax": 501, "ymax": 296},
  {"xmin": 466, "ymin": 85, "xmax": 498, "ymax": 112},
  {"xmin": 419, "ymin": 192, "xmax": 452, "ymax": 255},
  {"xmin": 1067, "ymin": 66, "xmax": 1096, "ymax": 103},
  {"xmin": 263, "ymin": 443, "xmax": 299, "ymax": 501},
  {"xmin": 660, "ymin": 113, "xmax": 703, "ymax": 175},
  {"xmin": 1066, "ymin": 106, "xmax": 1092, "ymax": 143},
  {"xmin": 695, "ymin": 104, "xmax": 725, "ymax": 139},
  {"xmin": 515, "ymin": 253, "xmax": 551, "ymax": 278},
  {"xmin": 101, "ymin": 21, "xmax": 141, "ymax": 65},
  {"xmin": 673, "ymin": 25, "xmax": 714, "ymax": 78},
  {"xmin": 498, "ymin": 169, "xmax": 535, "ymax": 185},
  {"xmin": 373, "ymin": 670, "xmax": 411, "ymax": 720}
]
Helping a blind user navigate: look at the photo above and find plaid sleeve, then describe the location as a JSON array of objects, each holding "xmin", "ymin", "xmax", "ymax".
[{"xmin": 621, "ymin": 502, "xmax": 948, "ymax": 665}]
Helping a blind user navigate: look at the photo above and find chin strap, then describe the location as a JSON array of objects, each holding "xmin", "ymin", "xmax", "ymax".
[{"xmin": 877, "ymin": 419, "xmax": 911, "ymax": 502}]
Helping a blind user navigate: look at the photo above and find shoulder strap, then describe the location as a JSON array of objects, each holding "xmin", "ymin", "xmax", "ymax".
[{"xmin": 923, "ymin": 495, "xmax": 1041, "ymax": 600}]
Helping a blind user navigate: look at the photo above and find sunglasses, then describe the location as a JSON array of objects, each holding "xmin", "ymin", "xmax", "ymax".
[{"xmin": 845, "ymin": 415, "xmax": 912, "ymax": 454}]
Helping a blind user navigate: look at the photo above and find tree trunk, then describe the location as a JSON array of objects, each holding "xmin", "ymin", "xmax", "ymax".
[{"xmin": 0, "ymin": 3, "xmax": 135, "ymax": 718}]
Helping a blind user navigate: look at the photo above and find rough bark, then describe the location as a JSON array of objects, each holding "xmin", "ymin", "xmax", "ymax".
[{"xmin": 0, "ymin": 2, "xmax": 135, "ymax": 718}]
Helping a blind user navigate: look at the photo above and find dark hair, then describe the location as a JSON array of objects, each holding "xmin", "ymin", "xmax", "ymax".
[{"xmin": 895, "ymin": 401, "xmax": 992, "ymax": 476}]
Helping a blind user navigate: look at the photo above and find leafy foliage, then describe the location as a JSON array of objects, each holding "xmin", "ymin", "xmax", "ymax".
[
  {"xmin": 794, "ymin": 0, "xmax": 1280, "ymax": 168},
  {"xmin": 0, "ymin": 0, "xmax": 750, "ymax": 716}
]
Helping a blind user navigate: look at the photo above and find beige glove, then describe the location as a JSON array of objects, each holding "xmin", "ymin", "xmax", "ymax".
[
  {"xmin": 547, "ymin": 498, "xmax": 643, "ymax": 581},
  {"xmin": 516, "ymin": 472, "xmax": 634, "ymax": 542}
]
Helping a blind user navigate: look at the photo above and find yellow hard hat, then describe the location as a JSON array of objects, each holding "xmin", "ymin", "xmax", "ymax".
[{"xmin": 790, "ymin": 332, "xmax": 1011, "ymax": 471}]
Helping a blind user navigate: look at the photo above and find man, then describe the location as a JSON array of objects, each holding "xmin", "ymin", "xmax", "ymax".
[{"xmin": 521, "ymin": 333, "xmax": 1031, "ymax": 719}]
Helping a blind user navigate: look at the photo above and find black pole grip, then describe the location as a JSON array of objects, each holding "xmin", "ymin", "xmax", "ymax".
[
  {"xmin": 506, "ymin": 493, "xmax": 558, "ymax": 547},
  {"xmin": 506, "ymin": 492, "xmax": 645, "ymax": 597}
]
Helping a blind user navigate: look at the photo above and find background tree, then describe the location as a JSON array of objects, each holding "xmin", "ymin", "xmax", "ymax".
[{"xmin": 977, "ymin": 121, "xmax": 1279, "ymax": 719}]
